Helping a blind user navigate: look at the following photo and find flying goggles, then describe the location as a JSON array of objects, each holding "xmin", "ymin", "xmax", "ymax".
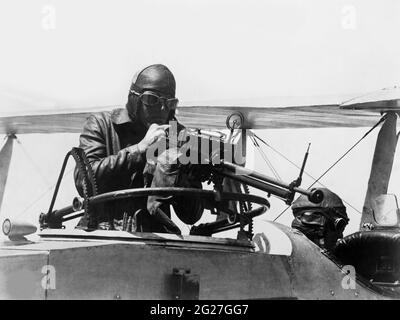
[
  {"xmin": 130, "ymin": 89, "xmax": 179, "ymax": 110},
  {"xmin": 296, "ymin": 209, "xmax": 348, "ymax": 232}
]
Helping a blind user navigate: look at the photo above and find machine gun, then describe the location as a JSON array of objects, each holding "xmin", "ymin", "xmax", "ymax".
[
  {"xmin": 188, "ymin": 146, "xmax": 322, "ymax": 238},
  {"xmin": 39, "ymin": 120, "xmax": 323, "ymax": 241}
]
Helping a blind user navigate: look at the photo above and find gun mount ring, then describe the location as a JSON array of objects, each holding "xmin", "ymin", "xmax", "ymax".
[
  {"xmin": 83, "ymin": 187, "xmax": 270, "ymax": 209},
  {"xmin": 57, "ymin": 188, "xmax": 270, "ymax": 226},
  {"xmin": 87, "ymin": 188, "xmax": 270, "ymax": 234}
]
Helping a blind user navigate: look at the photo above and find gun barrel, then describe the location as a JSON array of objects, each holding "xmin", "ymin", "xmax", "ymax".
[
  {"xmin": 219, "ymin": 169, "xmax": 290, "ymax": 200},
  {"xmin": 54, "ymin": 205, "xmax": 75, "ymax": 217},
  {"xmin": 219, "ymin": 161, "xmax": 323, "ymax": 204},
  {"xmin": 222, "ymin": 161, "xmax": 291, "ymax": 189}
]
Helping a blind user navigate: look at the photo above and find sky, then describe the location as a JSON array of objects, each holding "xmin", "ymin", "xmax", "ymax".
[{"xmin": 0, "ymin": 0, "xmax": 399, "ymax": 239}]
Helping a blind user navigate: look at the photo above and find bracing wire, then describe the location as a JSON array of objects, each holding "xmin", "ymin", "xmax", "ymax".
[
  {"xmin": 251, "ymin": 114, "xmax": 387, "ymax": 222},
  {"xmin": 249, "ymin": 135, "xmax": 282, "ymax": 181},
  {"xmin": 251, "ymin": 132, "xmax": 362, "ymax": 215},
  {"xmin": 15, "ymin": 137, "xmax": 50, "ymax": 186},
  {"xmin": 14, "ymin": 166, "xmax": 75, "ymax": 219},
  {"xmin": 305, "ymin": 114, "xmax": 387, "ymax": 190}
]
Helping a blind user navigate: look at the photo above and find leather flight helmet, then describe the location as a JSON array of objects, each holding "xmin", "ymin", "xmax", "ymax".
[
  {"xmin": 292, "ymin": 188, "xmax": 349, "ymax": 250},
  {"xmin": 292, "ymin": 188, "xmax": 348, "ymax": 219},
  {"xmin": 292, "ymin": 188, "xmax": 344, "ymax": 209},
  {"xmin": 130, "ymin": 64, "xmax": 176, "ymax": 98},
  {"xmin": 126, "ymin": 64, "xmax": 176, "ymax": 121}
]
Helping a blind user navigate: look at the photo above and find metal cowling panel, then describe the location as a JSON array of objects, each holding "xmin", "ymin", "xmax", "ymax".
[{"xmin": 0, "ymin": 249, "xmax": 49, "ymax": 299}]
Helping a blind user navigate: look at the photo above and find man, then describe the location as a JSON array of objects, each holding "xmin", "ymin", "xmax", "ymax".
[
  {"xmin": 74, "ymin": 64, "xmax": 203, "ymax": 233},
  {"xmin": 291, "ymin": 188, "xmax": 349, "ymax": 251}
]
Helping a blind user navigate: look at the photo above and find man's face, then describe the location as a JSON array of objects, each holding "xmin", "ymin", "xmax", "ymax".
[
  {"xmin": 292, "ymin": 210, "xmax": 345, "ymax": 251},
  {"xmin": 135, "ymin": 91, "xmax": 176, "ymax": 128}
]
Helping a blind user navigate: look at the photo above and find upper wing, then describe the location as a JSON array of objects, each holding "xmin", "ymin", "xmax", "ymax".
[
  {"xmin": 3, "ymin": 87, "xmax": 399, "ymax": 134},
  {"xmin": 341, "ymin": 86, "xmax": 400, "ymax": 112},
  {"xmin": 176, "ymin": 104, "xmax": 378, "ymax": 130},
  {"xmin": 0, "ymin": 103, "xmax": 381, "ymax": 135},
  {"xmin": 0, "ymin": 107, "xmax": 111, "ymax": 134}
]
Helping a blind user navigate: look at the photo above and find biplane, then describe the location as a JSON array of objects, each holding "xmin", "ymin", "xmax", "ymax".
[{"xmin": 0, "ymin": 86, "xmax": 399, "ymax": 300}]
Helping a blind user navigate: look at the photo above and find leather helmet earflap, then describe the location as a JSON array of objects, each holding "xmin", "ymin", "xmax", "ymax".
[{"xmin": 126, "ymin": 92, "xmax": 141, "ymax": 121}]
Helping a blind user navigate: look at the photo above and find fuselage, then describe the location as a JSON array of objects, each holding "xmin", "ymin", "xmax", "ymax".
[{"xmin": 0, "ymin": 221, "xmax": 396, "ymax": 300}]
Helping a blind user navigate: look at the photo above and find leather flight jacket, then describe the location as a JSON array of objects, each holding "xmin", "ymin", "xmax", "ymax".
[{"xmin": 74, "ymin": 108, "xmax": 202, "ymax": 232}]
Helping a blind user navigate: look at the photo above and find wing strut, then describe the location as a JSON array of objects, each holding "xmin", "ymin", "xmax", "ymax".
[
  {"xmin": 0, "ymin": 134, "xmax": 15, "ymax": 214},
  {"xmin": 361, "ymin": 112, "xmax": 399, "ymax": 230}
]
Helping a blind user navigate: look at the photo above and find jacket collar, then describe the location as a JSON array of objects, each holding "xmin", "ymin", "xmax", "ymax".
[{"xmin": 111, "ymin": 108, "xmax": 134, "ymax": 125}]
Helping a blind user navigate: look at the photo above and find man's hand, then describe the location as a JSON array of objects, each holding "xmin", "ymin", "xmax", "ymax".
[{"xmin": 137, "ymin": 124, "xmax": 170, "ymax": 153}]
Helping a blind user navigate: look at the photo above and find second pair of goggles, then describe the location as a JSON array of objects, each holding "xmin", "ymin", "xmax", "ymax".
[
  {"xmin": 298, "ymin": 209, "xmax": 348, "ymax": 231},
  {"xmin": 131, "ymin": 89, "xmax": 179, "ymax": 109}
]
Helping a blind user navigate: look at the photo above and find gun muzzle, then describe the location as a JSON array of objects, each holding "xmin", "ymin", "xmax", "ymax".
[{"xmin": 307, "ymin": 188, "xmax": 324, "ymax": 204}]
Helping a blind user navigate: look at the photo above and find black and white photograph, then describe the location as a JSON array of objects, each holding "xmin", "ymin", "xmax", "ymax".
[{"xmin": 0, "ymin": 0, "xmax": 399, "ymax": 303}]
